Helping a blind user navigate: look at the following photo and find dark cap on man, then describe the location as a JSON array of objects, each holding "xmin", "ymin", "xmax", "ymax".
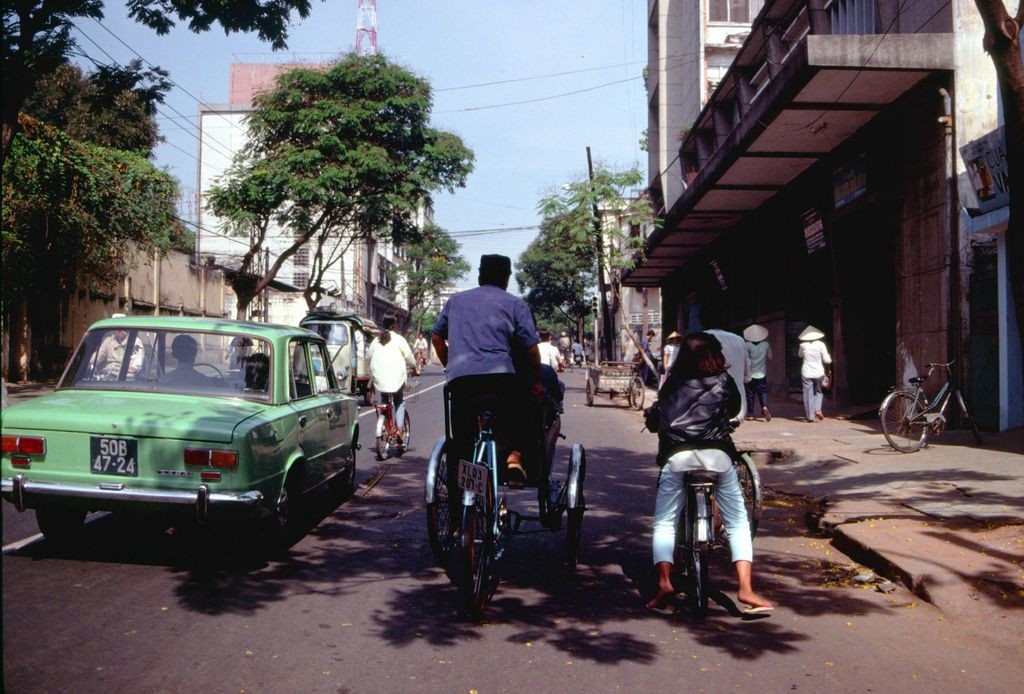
[{"xmin": 479, "ymin": 254, "xmax": 513, "ymax": 286}]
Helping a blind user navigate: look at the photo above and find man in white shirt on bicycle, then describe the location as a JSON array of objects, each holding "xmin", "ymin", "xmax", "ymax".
[{"xmin": 368, "ymin": 315, "xmax": 417, "ymax": 441}]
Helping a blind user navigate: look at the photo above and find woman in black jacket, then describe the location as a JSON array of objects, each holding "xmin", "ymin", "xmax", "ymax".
[{"xmin": 648, "ymin": 332, "xmax": 773, "ymax": 614}]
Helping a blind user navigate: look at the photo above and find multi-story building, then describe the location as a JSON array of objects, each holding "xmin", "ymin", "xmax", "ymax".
[
  {"xmin": 625, "ymin": 0, "xmax": 761, "ymax": 363},
  {"xmin": 647, "ymin": 0, "xmax": 763, "ymax": 222},
  {"xmin": 197, "ymin": 61, "xmax": 411, "ymax": 328},
  {"xmin": 634, "ymin": 0, "xmax": 1021, "ymax": 431}
]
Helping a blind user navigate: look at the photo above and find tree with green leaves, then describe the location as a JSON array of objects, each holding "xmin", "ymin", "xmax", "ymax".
[
  {"xmin": 2, "ymin": 116, "xmax": 184, "ymax": 378},
  {"xmin": 2, "ymin": 0, "xmax": 315, "ymax": 164},
  {"xmin": 206, "ymin": 53, "xmax": 474, "ymax": 319},
  {"xmin": 22, "ymin": 60, "xmax": 170, "ymax": 154},
  {"xmin": 516, "ymin": 216, "xmax": 596, "ymax": 340},
  {"xmin": 398, "ymin": 222, "xmax": 470, "ymax": 335},
  {"xmin": 537, "ymin": 164, "xmax": 655, "ymax": 360}
]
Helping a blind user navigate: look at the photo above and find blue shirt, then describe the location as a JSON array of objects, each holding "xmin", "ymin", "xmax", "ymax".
[{"xmin": 432, "ymin": 285, "xmax": 539, "ymax": 381}]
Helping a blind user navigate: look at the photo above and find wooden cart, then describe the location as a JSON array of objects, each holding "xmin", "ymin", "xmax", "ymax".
[{"xmin": 584, "ymin": 361, "xmax": 646, "ymax": 410}]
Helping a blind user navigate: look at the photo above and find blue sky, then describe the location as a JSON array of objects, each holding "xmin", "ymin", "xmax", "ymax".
[{"xmin": 73, "ymin": 1, "xmax": 647, "ymax": 287}]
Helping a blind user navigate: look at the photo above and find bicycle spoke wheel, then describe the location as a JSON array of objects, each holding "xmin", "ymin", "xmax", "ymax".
[
  {"xmin": 564, "ymin": 444, "xmax": 587, "ymax": 571},
  {"xmin": 880, "ymin": 390, "xmax": 928, "ymax": 452},
  {"xmin": 734, "ymin": 453, "xmax": 762, "ymax": 538},
  {"xmin": 398, "ymin": 411, "xmax": 411, "ymax": 453},
  {"xmin": 461, "ymin": 480, "xmax": 497, "ymax": 620},
  {"xmin": 426, "ymin": 438, "xmax": 457, "ymax": 563},
  {"xmin": 375, "ymin": 433, "xmax": 388, "ymax": 461},
  {"xmin": 690, "ymin": 541, "xmax": 710, "ymax": 616}
]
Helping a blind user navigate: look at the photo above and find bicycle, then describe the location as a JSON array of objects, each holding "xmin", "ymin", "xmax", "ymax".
[
  {"xmin": 879, "ymin": 359, "xmax": 982, "ymax": 453},
  {"xmin": 374, "ymin": 392, "xmax": 411, "ymax": 460},
  {"xmin": 674, "ymin": 451, "xmax": 762, "ymax": 617},
  {"xmin": 425, "ymin": 386, "xmax": 586, "ymax": 620}
]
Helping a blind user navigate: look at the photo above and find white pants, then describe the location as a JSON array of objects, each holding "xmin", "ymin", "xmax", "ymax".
[{"xmin": 651, "ymin": 462, "xmax": 752, "ymax": 565}]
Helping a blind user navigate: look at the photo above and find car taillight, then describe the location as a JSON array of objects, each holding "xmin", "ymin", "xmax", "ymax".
[
  {"xmin": 183, "ymin": 448, "xmax": 238, "ymax": 469},
  {"xmin": 2, "ymin": 435, "xmax": 46, "ymax": 455},
  {"xmin": 11, "ymin": 455, "xmax": 31, "ymax": 468}
]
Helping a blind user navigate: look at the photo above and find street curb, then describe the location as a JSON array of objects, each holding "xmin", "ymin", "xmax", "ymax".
[
  {"xmin": 829, "ymin": 523, "xmax": 922, "ymax": 600},
  {"xmin": 815, "ymin": 504, "xmax": 1024, "ymax": 616}
]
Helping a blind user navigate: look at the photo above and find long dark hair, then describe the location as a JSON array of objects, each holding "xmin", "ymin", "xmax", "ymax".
[
  {"xmin": 379, "ymin": 314, "xmax": 397, "ymax": 346},
  {"xmin": 661, "ymin": 332, "xmax": 726, "ymax": 391}
]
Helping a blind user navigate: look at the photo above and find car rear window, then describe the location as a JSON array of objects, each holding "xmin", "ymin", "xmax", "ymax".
[{"xmin": 62, "ymin": 328, "xmax": 273, "ymax": 400}]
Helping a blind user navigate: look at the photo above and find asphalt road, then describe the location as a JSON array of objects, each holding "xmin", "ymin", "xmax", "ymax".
[{"xmin": 3, "ymin": 366, "xmax": 1021, "ymax": 693}]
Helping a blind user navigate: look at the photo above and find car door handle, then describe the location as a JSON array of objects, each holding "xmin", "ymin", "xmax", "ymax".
[{"xmin": 298, "ymin": 415, "xmax": 308, "ymax": 427}]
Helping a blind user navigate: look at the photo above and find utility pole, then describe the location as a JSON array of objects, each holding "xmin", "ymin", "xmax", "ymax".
[{"xmin": 587, "ymin": 146, "xmax": 614, "ymax": 362}]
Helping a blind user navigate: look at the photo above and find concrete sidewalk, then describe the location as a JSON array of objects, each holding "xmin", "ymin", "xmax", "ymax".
[{"xmin": 727, "ymin": 395, "xmax": 1024, "ymax": 617}]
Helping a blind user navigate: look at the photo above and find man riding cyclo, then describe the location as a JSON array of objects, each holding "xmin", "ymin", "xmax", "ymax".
[{"xmin": 431, "ymin": 254, "xmax": 545, "ymax": 489}]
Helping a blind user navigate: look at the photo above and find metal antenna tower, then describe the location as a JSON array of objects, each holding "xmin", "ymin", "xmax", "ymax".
[{"xmin": 355, "ymin": 0, "xmax": 377, "ymax": 56}]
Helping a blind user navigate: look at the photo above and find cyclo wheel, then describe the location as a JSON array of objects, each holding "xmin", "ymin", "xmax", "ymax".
[
  {"xmin": 585, "ymin": 377, "xmax": 595, "ymax": 406},
  {"xmin": 564, "ymin": 444, "xmax": 587, "ymax": 571},
  {"xmin": 461, "ymin": 478, "xmax": 497, "ymax": 620},
  {"xmin": 734, "ymin": 452, "xmax": 763, "ymax": 538},
  {"xmin": 880, "ymin": 389, "xmax": 928, "ymax": 452},
  {"xmin": 629, "ymin": 376, "xmax": 645, "ymax": 410},
  {"xmin": 686, "ymin": 486, "xmax": 711, "ymax": 617},
  {"xmin": 425, "ymin": 437, "xmax": 457, "ymax": 563}
]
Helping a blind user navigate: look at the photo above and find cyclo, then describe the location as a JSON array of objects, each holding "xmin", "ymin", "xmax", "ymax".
[{"xmin": 425, "ymin": 377, "xmax": 586, "ymax": 619}]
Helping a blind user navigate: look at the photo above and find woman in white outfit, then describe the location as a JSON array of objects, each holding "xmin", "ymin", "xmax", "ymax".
[{"xmin": 798, "ymin": 325, "xmax": 832, "ymax": 422}]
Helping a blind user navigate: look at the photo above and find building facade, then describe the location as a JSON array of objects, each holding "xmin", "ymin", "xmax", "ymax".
[{"xmin": 634, "ymin": 0, "xmax": 1021, "ymax": 430}]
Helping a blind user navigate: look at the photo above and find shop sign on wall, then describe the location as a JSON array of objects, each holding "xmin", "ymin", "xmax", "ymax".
[
  {"xmin": 833, "ymin": 155, "xmax": 868, "ymax": 208},
  {"xmin": 802, "ymin": 208, "xmax": 826, "ymax": 254},
  {"xmin": 960, "ymin": 127, "xmax": 1009, "ymax": 215},
  {"xmin": 709, "ymin": 259, "xmax": 728, "ymax": 290}
]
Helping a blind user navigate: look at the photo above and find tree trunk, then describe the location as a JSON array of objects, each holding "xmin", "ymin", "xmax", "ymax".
[{"xmin": 972, "ymin": 0, "xmax": 1024, "ymax": 388}]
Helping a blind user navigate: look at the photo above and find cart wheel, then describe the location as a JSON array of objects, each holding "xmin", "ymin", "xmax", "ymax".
[
  {"xmin": 585, "ymin": 378, "xmax": 595, "ymax": 407},
  {"xmin": 629, "ymin": 376, "xmax": 645, "ymax": 410},
  {"xmin": 425, "ymin": 437, "xmax": 457, "ymax": 563},
  {"xmin": 564, "ymin": 443, "xmax": 586, "ymax": 571}
]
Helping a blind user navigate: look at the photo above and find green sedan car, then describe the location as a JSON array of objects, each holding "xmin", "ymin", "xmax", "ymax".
[{"xmin": 1, "ymin": 316, "xmax": 359, "ymax": 543}]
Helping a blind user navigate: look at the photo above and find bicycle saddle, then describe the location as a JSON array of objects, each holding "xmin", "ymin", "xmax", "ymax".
[
  {"xmin": 908, "ymin": 376, "xmax": 927, "ymax": 385},
  {"xmin": 684, "ymin": 470, "xmax": 720, "ymax": 484}
]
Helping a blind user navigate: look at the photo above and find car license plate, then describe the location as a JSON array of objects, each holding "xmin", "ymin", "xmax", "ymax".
[
  {"xmin": 90, "ymin": 436, "xmax": 139, "ymax": 477},
  {"xmin": 457, "ymin": 460, "xmax": 489, "ymax": 495}
]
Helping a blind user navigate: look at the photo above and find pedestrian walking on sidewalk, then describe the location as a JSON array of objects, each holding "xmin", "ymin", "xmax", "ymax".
[
  {"xmin": 798, "ymin": 325, "xmax": 832, "ymax": 422},
  {"xmin": 743, "ymin": 324, "xmax": 772, "ymax": 421}
]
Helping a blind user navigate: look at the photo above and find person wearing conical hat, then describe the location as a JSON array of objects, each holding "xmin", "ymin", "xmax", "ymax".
[
  {"xmin": 798, "ymin": 325, "xmax": 832, "ymax": 422},
  {"xmin": 659, "ymin": 331, "xmax": 682, "ymax": 388},
  {"xmin": 743, "ymin": 324, "xmax": 772, "ymax": 421}
]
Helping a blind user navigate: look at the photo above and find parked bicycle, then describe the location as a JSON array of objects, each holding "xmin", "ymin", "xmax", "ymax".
[
  {"xmin": 676, "ymin": 452, "xmax": 762, "ymax": 616},
  {"xmin": 374, "ymin": 392, "xmax": 410, "ymax": 460},
  {"xmin": 879, "ymin": 359, "xmax": 982, "ymax": 453},
  {"xmin": 425, "ymin": 386, "xmax": 586, "ymax": 620}
]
